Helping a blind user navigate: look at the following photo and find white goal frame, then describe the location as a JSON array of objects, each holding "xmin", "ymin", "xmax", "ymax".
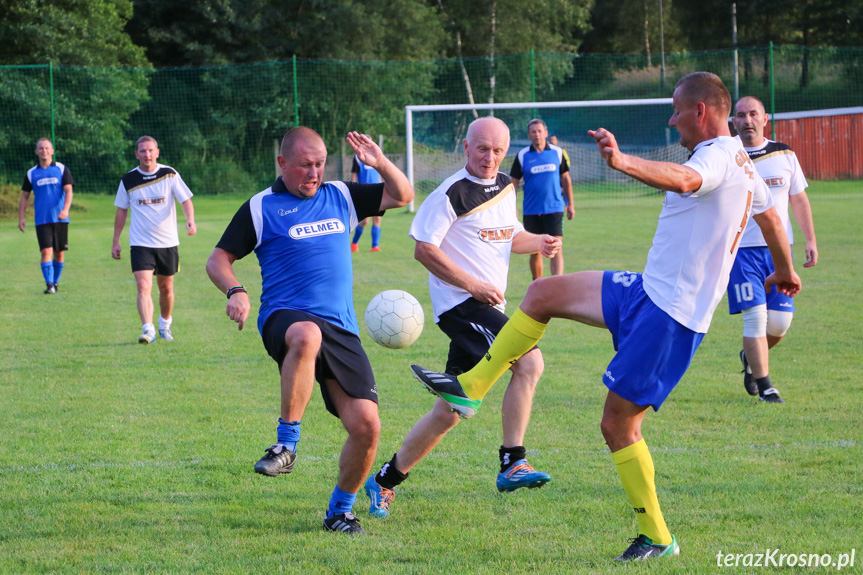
[{"xmin": 404, "ymin": 98, "xmax": 673, "ymax": 210}]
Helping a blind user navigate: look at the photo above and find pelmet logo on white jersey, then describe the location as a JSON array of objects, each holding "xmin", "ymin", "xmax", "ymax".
[
  {"xmin": 477, "ymin": 226, "xmax": 515, "ymax": 243},
  {"xmin": 529, "ymin": 164, "xmax": 557, "ymax": 174},
  {"xmin": 289, "ymin": 218, "xmax": 345, "ymax": 239},
  {"xmin": 36, "ymin": 177, "xmax": 59, "ymax": 186},
  {"xmin": 763, "ymin": 176, "xmax": 786, "ymax": 187}
]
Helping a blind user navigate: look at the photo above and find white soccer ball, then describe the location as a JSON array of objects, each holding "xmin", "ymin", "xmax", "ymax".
[{"xmin": 364, "ymin": 290, "xmax": 424, "ymax": 349}]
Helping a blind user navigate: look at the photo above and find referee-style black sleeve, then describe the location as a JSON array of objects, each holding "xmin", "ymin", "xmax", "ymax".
[
  {"xmin": 510, "ymin": 156, "xmax": 523, "ymax": 179},
  {"xmin": 351, "ymin": 156, "xmax": 360, "ymax": 175},
  {"xmin": 346, "ymin": 182, "xmax": 385, "ymax": 221},
  {"xmin": 62, "ymin": 166, "xmax": 74, "ymax": 186},
  {"xmin": 560, "ymin": 155, "xmax": 570, "ymax": 174},
  {"xmin": 22, "ymin": 175, "xmax": 32, "ymax": 192},
  {"xmin": 215, "ymin": 200, "xmax": 257, "ymax": 260}
]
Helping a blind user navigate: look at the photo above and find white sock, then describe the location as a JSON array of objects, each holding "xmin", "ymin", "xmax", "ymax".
[
  {"xmin": 158, "ymin": 316, "xmax": 172, "ymax": 330},
  {"xmin": 143, "ymin": 322, "xmax": 155, "ymax": 334}
]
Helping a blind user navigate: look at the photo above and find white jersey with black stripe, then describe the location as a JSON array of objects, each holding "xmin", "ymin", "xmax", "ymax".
[{"xmin": 409, "ymin": 167, "xmax": 524, "ymax": 322}]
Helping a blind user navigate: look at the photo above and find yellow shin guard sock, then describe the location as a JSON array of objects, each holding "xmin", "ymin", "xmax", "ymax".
[
  {"xmin": 459, "ymin": 309, "xmax": 547, "ymax": 400},
  {"xmin": 612, "ymin": 438, "xmax": 672, "ymax": 545}
]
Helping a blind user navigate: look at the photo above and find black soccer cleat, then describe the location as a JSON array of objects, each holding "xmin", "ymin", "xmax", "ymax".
[
  {"xmin": 740, "ymin": 350, "xmax": 757, "ymax": 396},
  {"xmin": 615, "ymin": 534, "xmax": 680, "ymax": 562},
  {"xmin": 323, "ymin": 512, "xmax": 365, "ymax": 534},
  {"xmin": 758, "ymin": 387, "xmax": 785, "ymax": 404},
  {"xmin": 410, "ymin": 364, "xmax": 481, "ymax": 419},
  {"xmin": 44, "ymin": 283, "xmax": 56, "ymax": 294},
  {"xmin": 253, "ymin": 444, "xmax": 296, "ymax": 476}
]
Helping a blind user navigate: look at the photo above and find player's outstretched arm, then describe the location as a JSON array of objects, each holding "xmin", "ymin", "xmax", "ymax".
[
  {"xmin": 790, "ymin": 191, "xmax": 818, "ymax": 267},
  {"xmin": 206, "ymin": 247, "xmax": 250, "ymax": 331},
  {"xmin": 414, "ymin": 241, "xmax": 504, "ymax": 306},
  {"xmin": 587, "ymin": 128, "xmax": 702, "ymax": 194},
  {"xmin": 111, "ymin": 208, "xmax": 128, "ymax": 259},
  {"xmin": 345, "ymin": 132, "xmax": 414, "ymax": 210},
  {"xmin": 753, "ymin": 207, "xmax": 802, "ymax": 297},
  {"xmin": 512, "ymin": 231, "xmax": 561, "ymax": 259}
]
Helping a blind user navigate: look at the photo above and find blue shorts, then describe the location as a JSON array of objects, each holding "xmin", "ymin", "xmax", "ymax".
[
  {"xmin": 727, "ymin": 247, "xmax": 796, "ymax": 315},
  {"xmin": 601, "ymin": 271, "xmax": 705, "ymax": 411}
]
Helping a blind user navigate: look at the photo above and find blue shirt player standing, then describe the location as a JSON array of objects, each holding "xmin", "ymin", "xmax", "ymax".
[
  {"xmin": 18, "ymin": 138, "xmax": 74, "ymax": 294},
  {"xmin": 206, "ymin": 128, "xmax": 414, "ymax": 534}
]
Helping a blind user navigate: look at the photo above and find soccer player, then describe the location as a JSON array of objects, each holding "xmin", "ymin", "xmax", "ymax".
[
  {"xmin": 111, "ymin": 136, "xmax": 197, "ymax": 344},
  {"xmin": 363, "ymin": 117, "xmax": 561, "ymax": 518},
  {"xmin": 729, "ymin": 96, "xmax": 818, "ymax": 404},
  {"xmin": 350, "ymin": 155, "xmax": 383, "ymax": 252},
  {"xmin": 510, "ymin": 119, "xmax": 574, "ymax": 279},
  {"xmin": 549, "ymin": 134, "xmax": 574, "ymax": 214},
  {"xmin": 206, "ymin": 128, "xmax": 413, "ymax": 534},
  {"xmin": 411, "ymin": 72, "xmax": 802, "ymax": 561},
  {"xmin": 18, "ymin": 138, "xmax": 74, "ymax": 294}
]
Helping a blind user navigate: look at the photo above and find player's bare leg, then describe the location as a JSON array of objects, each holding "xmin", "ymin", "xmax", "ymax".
[
  {"xmin": 156, "ymin": 274, "xmax": 174, "ymax": 323},
  {"xmin": 391, "ymin": 399, "xmax": 460, "ymax": 474},
  {"xmin": 529, "ymin": 253, "xmax": 543, "ymax": 280},
  {"xmin": 40, "ymin": 247, "xmax": 53, "ymax": 264},
  {"xmin": 134, "ymin": 270, "xmax": 155, "ymax": 325},
  {"xmin": 280, "ymin": 322, "xmax": 321, "ymax": 421},
  {"xmin": 521, "ymin": 270, "xmax": 606, "ymax": 326},
  {"xmin": 501, "ymin": 348, "xmax": 543, "ymax": 447}
]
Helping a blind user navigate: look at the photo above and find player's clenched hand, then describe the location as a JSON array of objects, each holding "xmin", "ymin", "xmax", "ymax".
[
  {"xmin": 346, "ymin": 132, "xmax": 384, "ymax": 169},
  {"xmin": 186, "ymin": 220, "xmax": 197, "ymax": 236},
  {"xmin": 765, "ymin": 270, "xmax": 802, "ymax": 298},
  {"xmin": 803, "ymin": 241, "xmax": 818, "ymax": 268},
  {"xmin": 539, "ymin": 235, "xmax": 561, "ymax": 258},
  {"xmin": 111, "ymin": 242, "xmax": 122, "ymax": 260},
  {"xmin": 470, "ymin": 280, "xmax": 505, "ymax": 307},
  {"xmin": 588, "ymin": 128, "xmax": 625, "ymax": 170},
  {"xmin": 226, "ymin": 291, "xmax": 251, "ymax": 330},
  {"xmin": 18, "ymin": 218, "xmax": 26, "ymax": 232}
]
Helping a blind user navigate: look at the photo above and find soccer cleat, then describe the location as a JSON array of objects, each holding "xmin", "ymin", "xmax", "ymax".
[
  {"xmin": 410, "ymin": 364, "xmax": 482, "ymax": 419},
  {"xmin": 615, "ymin": 534, "xmax": 680, "ymax": 562},
  {"xmin": 323, "ymin": 512, "xmax": 365, "ymax": 534},
  {"xmin": 44, "ymin": 283, "xmax": 56, "ymax": 294},
  {"xmin": 53, "ymin": 283, "xmax": 59, "ymax": 292},
  {"xmin": 138, "ymin": 330, "xmax": 156, "ymax": 344},
  {"xmin": 254, "ymin": 444, "xmax": 296, "ymax": 476},
  {"xmin": 370, "ymin": 246, "xmax": 381, "ymax": 252},
  {"xmin": 364, "ymin": 475, "xmax": 395, "ymax": 518},
  {"xmin": 496, "ymin": 459, "xmax": 551, "ymax": 492},
  {"xmin": 350, "ymin": 243, "xmax": 359, "ymax": 253},
  {"xmin": 758, "ymin": 387, "xmax": 785, "ymax": 404},
  {"xmin": 159, "ymin": 327, "xmax": 174, "ymax": 342},
  {"xmin": 740, "ymin": 350, "xmax": 757, "ymax": 396}
]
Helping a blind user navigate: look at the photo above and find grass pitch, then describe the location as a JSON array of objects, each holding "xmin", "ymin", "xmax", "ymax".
[{"xmin": 1, "ymin": 182, "xmax": 860, "ymax": 574}]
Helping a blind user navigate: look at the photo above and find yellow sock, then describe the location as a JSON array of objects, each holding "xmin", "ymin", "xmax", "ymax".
[
  {"xmin": 460, "ymin": 309, "xmax": 547, "ymax": 400},
  {"xmin": 611, "ymin": 438, "xmax": 672, "ymax": 545}
]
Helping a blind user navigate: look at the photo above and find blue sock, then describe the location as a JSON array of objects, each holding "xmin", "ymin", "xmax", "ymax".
[
  {"xmin": 41, "ymin": 262, "xmax": 54, "ymax": 284},
  {"xmin": 52, "ymin": 261, "xmax": 64, "ymax": 284},
  {"xmin": 277, "ymin": 419, "xmax": 301, "ymax": 452},
  {"xmin": 352, "ymin": 227, "xmax": 364, "ymax": 244},
  {"xmin": 371, "ymin": 225, "xmax": 381, "ymax": 248},
  {"xmin": 326, "ymin": 485, "xmax": 357, "ymax": 518}
]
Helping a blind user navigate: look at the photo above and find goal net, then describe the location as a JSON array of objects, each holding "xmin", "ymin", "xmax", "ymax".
[{"xmin": 405, "ymin": 99, "xmax": 686, "ymax": 205}]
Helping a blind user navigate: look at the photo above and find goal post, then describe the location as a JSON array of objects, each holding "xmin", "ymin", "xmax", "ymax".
[{"xmin": 405, "ymin": 98, "xmax": 681, "ymax": 210}]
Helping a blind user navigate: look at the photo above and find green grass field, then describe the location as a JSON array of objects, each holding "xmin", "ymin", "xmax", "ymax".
[{"xmin": 1, "ymin": 182, "xmax": 860, "ymax": 574}]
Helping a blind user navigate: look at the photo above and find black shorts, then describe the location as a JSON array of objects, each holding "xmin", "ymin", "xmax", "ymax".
[
  {"xmin": 35, "ymin": 223, "xmax": 69, "ymax": 252},
  {"xmin": 262, "ymin": 309, "xmax": 378, "ymax": 418},
  {"xmin": 436, "ymin": 298, "xmax": 537, "ymax": 375},
  {"xmin": 523, "ymin": 212, "xmax": 564, "ymax": 237},
  {"xmin": 130, "ymin": 246, "xmax": 179, "ymax": 275}
]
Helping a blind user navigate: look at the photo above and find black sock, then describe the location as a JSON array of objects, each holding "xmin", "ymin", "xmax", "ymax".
[
  {"xmin": 375, "ymin": 453, "xmax": 408, "ymax": 490},
  {"xmin": 499, "ymin": 445, "xmax": 526, "ymax": 473},
  {"xmin": 756, "ymin": 375, "xmax": 773, "ymax": 394}
]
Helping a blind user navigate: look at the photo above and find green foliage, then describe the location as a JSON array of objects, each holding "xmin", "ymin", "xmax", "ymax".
[{"xmin": 1, "ymin": 184, "xmax": 861, "ymax": 572}]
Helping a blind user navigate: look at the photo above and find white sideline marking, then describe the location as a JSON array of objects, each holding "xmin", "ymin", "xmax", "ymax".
[{"xmin": 0, "ymin": 440, "xmax": 855, "ymax": 475}]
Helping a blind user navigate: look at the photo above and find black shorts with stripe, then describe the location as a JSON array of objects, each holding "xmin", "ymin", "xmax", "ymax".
[
  {"xmin": 436, "ymin": 297, "xmax": 512, "ymax": 375},
  {"xmin": 262, "ymin": 309, "xmax": 378, "ymax": 418},
  {"xmin": 35, "ymin": 223, "xmax": 69, "ymax": 252}
]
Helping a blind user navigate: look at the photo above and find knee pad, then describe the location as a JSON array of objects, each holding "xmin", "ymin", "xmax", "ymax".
[
  {"xmin": 741, "ymin": 304, "xmax": 767, "ymax": 338},
  {"xmin": 767, "ymin": 310, "xmax": 793, "ymax": 338}
]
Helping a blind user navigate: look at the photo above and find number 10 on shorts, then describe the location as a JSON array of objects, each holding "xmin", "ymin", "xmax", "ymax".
[{"xmin": 734, "ymin": 282, "xmax": 754, "ymax": 303}]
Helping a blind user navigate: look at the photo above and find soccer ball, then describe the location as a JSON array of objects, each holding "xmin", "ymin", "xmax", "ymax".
[{"xmin": 364, "ymin": 290, "xmax": 424, "ymax": 349}]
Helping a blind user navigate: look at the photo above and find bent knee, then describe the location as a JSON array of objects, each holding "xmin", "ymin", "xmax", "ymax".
[
  {"xmin": 284, "ymin": 322, "xmax": 323, "ymax": 354},
  {"xmin": 511, "ymin": 349, "xmax": 544, "ymax": 381}
]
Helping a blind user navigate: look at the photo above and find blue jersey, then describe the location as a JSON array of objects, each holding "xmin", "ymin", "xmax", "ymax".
[
  {"xmin": 510, "ymin": 144, "xmax": 568, "ymax": 215},
  {"xmin": 351, "ymin": 156, "xmax": 381, "ymax": 184},
  {"xmin": 22, "ymin": 162, "xmax": 73, "ymax": 226},
  {"xmin": 216, "ymin": 178, "xmax": 384, "ymax": 335}
]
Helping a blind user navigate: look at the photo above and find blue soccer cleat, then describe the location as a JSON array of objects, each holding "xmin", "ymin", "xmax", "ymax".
[
  {"xmin": 364, "ymin": 475, "xmax": 395, "ymax": 518},
  {"xmin": 496, "ymin": 459, "xmax": 551, "ymax": 492}
]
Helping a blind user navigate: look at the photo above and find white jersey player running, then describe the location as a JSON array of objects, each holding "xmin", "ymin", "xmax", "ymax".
[{"xmin": 728, "ymin": 96, "xmax": 818, "ymax": 403}]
